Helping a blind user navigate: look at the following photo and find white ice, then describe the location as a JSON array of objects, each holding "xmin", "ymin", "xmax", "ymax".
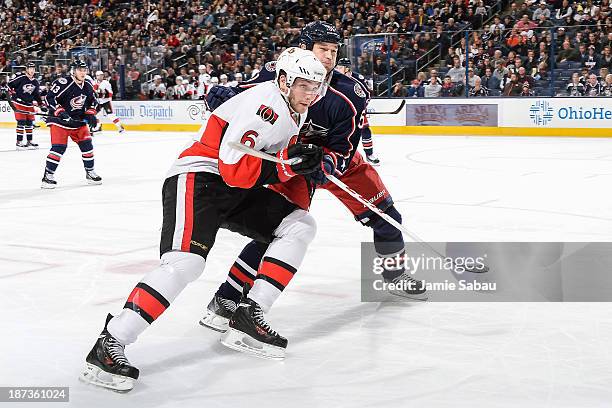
[{"xmin": 1, "ymin": 128, "xmax": 611, "ymax": 408}]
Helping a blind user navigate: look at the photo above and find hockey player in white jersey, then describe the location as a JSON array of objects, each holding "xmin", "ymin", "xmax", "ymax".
[
  {"xmin": 92, "ymin": 71, "xmax": 125, "ymax": 132},
  {"xmin": 80, "ymin": 48, "xmax": 326, "ymax": 392}
]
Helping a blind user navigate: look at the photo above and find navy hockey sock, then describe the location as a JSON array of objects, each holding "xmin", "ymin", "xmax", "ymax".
[
  {"xmin": 217, "ymin": 240, "xmax": 268, "ymax": 302},
  {"xmin": 369, "ymin": 206, "xmax": 405, "ymax": 281},
  {"xmin": 78, "ymin": 139, "xmax": 95, "ymax": 170},
  {"xmin": 45, "ymin": 144, "xmax": 67, "ymax": 173}
]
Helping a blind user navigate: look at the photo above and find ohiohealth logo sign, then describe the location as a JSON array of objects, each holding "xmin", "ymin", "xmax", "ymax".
[
  {"xmin": 529, "ymin": 100, "xmax": 554, "ymax": 126},
  {"xmin": 529, "ymin": 100, "xmax": 612, "ymax": 126}
]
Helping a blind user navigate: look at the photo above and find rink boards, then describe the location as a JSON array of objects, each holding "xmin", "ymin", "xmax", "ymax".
[{"xmin": 1, "ymin": 97, "xmax": 610, "ymax": 136}]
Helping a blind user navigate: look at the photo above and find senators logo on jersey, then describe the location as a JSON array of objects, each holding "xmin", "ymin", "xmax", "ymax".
[{"xmin": 257, "ymin": 104, "xmax": 278, "ymax": 125}]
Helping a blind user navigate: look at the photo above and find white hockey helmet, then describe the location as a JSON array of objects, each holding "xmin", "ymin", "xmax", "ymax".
[
  {"xmin": 210, "ymin": 77, "xmax": 219, "ymax": 84},
  {"xmin": 275, "ymin": 47, "xmax": 326, "ymax": 92},
  {"xmin": 153, "ymin": 74, "xmax": 162, "ymax": 80},
  {"xmin": 95, "ymin": 70, "xmax": 104, "ymax": 77}
]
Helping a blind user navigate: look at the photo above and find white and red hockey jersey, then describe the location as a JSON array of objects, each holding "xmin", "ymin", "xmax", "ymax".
[
  {"xmin": 93, "ymin": 79, "xmax": 113, "ymax": 104},
  {"xmin": 167, "ymin": 80, "xmax": 306, "ymax": 191}
]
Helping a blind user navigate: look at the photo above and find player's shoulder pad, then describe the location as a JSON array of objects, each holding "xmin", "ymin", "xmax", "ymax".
[
  {"xmin": 329, "ymin": 71, "xmax": 367, "ymax": 110},
  {"xmin": 56, "ymin": 77, "xmax": 69, "ymax": 85},
  {"xmin": 8, "ymin": 73, "xmax": 24, "ymax": 83}
]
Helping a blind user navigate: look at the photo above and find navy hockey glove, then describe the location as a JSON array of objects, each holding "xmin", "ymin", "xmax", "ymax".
[
  {"xmin": 276, "ymin": 143, "xmax": 322, "ymax": 182},
  {"xmin": 310, "ymin": 153, "xmax": 336, "ymax": 186},
  {"xmin": 56, "ymin": 110, "xmax": 71, "ymax": 121},
  {"xmin": 206, "ymin": 85, "xmax": 239, "ymax": 110},
  {"xmin": 84, "ymin": 114, "xmax": 98, "ymax": 129}
]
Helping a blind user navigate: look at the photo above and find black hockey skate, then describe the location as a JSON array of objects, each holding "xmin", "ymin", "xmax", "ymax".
[
  {"xmin": 41, "ymin": 171, "xmax": 57, "ymax": 189},
  {"xmin": 366, "ymin": 153, "xmax": 381, "ymax": 166},
  {"xmin": 25, "ymin": 141, "xmax": 39, "ymax": 150},
  {"xmin": 220, "ymin": 285, "xmax": 287, "ymax": 360},
  {"xmin": 384, "ymin": 272, "xmax": 428, "ymax": 301},
  {"xmin": 80, "ymin": 314, "xmax": 139, "ymax": 393},
  {"xmin": 199, "ymin": 293, "xmax": 237, "ymax": 332},
  {"xmin": 86, "ymin": 170, "xmax": 102, "ymax": 185},
  {"xmin": 16, "ymin": 141, "xmax": 27, "ymax": 150}
]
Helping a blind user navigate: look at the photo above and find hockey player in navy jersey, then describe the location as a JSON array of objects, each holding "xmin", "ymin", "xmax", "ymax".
[
  {"xmin": 200, "ymin": 21, "xmax": 426, "ymax": 335},
  {"xmin": 337, "ymin": 57, "xmax": 380, "ymax": 166},
  {"xmin": 7, "ymin": 62, "xmax": 42, "ymax": 150},
  {"xmin": 42, "ymin": 60, "xmax": 101, "ymax": 189}
]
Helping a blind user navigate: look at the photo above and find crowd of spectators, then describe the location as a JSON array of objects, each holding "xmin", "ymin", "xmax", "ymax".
[
  {"xmin": 381, "ymin": 0, "xmax": 611, "ymax": 97},
  {"xmin": 0, "ymin": 0, "xmax": 610, "ymax": 99}
]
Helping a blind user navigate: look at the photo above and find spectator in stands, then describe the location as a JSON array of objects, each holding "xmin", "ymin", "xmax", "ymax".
[
  {"xmin": 515, "ymin": 14, "xmax": 538, "ymax": 30},
  {"xmin": 392, "ymin": 81, "xmax": 407, "ymax": 97},
  {"xmin": 584, "ymin": 73, "xmax": 604, "ymax": 95},
  {"xmin": 583, "ymin": 45, "xmax": 600, "ymax": 70},
  {"xmin": 493, "ymin": 61, "xmax": 509, "ymax": 83},
  {"xmin": 520, "ymin": 82, "xmax": 535, "ymax": 96},
  {"xmin": 517, "ymin": 66, "xmax": 535, "ymax": 88},
  {"xmin": 441, "ymin": 75, "xmax": 457, "ymax": 96},
  {"xmin": 567, "ymin": 72, "xmax": 585, "ymax": 96},
  {"xmin": 469, "ymin": 77, "xmax": 490, "ymax": 96},
  {"xmin": 532, "ymin": 2, "xmax": 551, "ymax": 21},
  {"xmin": 447, "ymin": 56, "xmax": 466, "ymax": 84},
  {"xmin": 534, "ymin": 62, "xmax": 549, "ymax": 81},
  {"xmin": 428, "ymin": 68, "xmax": 443, "ymax": 85},
  {"xmin": 555, "ymin": 0, "xmax": 574, "ymax": 21},
  {"xmin": 503, "ymin": 73, "xmax": 523, "ymax": 96},
  {"xmin": 557, "ymin": 40, "xmax": 581, "ymax": 63},
  {"xmin": 482, "ymin": 67, "xmax": 501, "ymax": 90},
  {"xmin": 407, "ymin": 79, "xmax": 424, "ymax": 97},
  {"xmin": 601, "ymin": 46, "xmax": 612, "ymax": 70},
  {"xmin": 603, "ymin": 74, "xmax": 612, "ymax": 96},
  {"xmin": 424, "ymin": 75, "xmax": 443, "ymax": 97},
  {"xmin": 467, "ymin": 67, "xmax": 481, "ymax": 87},
  {"xmin": 445, "ymin": 47, "xmax": 459, "ymax": 68}
]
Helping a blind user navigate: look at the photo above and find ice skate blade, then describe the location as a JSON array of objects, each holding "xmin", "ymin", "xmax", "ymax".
[
  {"xmin": 388, "ymin": 290, "xmax": 428, "ymax": 302},
  {"xmin": 86, "ymin": 179, "xmax": 103, "ymax": 185},
  {"xmin": 220, "ymin": 327, "xmax": 286, "ymax": 360},
  {"xmin": 199, "ymin": 310, "xmax": 229, "ymax": 332},
  {"xmin": 79, "ymin": 362, "xmax": 135, "ymax": 393},
  {"xmin": 41, "ymin": 182, "xmax": 56, "ymax": 189}
]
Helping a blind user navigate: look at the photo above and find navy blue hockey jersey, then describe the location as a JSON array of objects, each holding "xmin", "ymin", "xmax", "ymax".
[
  {"xmin": 45, "ymin": 76, "xmax": 97, "ymax": 129},
  {"xmin": 8, "ymin": 73, "xmax": 42, "ymax": 108},
  {"xmin": 238, "ymin": 62, "xmax": 368, "ymax": 173}
]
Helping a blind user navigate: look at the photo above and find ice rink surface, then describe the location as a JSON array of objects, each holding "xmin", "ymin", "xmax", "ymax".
[{"xmin": 1, "ymin": 128, "xmax": 611, "ymax": 407}]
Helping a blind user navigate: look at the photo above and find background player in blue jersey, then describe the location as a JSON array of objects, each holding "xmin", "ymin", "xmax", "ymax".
[
  {"xmin": 7, "ymin": 62, "xmax": 42, "ymax": 150},
  {"xmin": 42, "ymin": 61, "xmax": 101, "ymax": 189},
  {"xmin": 336, "ymin": 57, "xmax": 380, "ymax": 166},
  {"xmin": 200, "ymin": 22, "xmax": 426, "ymax": 334}
]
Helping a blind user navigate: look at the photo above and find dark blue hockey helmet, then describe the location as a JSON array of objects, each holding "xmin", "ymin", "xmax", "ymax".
[
  {"xmin": 298, "ymin": 21, "xmax": 342, "ymax": 50},
  {"xmin": 70, "ymin": 60, "xmax": 88, "ymax": 73},
  {"xmin": 337, "ymin": 58, "xmax": 351, "ymax": 67},
  {"xmin": 25, "ymin": 62, "xmax": 36, "ymax": 69}
]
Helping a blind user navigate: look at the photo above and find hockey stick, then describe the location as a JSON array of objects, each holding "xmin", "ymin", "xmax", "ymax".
[
  {"xmin": 366, "ymin": 100, "xmax": 405, "ymax": 115},
  {"xmin": 229, "ymin": 141, "xmax": 489, "ymax": 273}
]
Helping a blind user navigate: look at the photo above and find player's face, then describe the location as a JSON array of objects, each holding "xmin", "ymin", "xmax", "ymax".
[
  {"xmin": 74, "ymin": 67, "xmax": 87, "ymax": 81},
  {"xmin": 289, "ymin": 78, "xmax": 321, "ymax": 114},
  {"xmin": 26, "ymin": 67, "xmax": 35, "ymax": 77},
  {"xmin": 337, "ymin": 66, "xmax": 350, "ymax": 76},
  {"xmin": 312, "ymin": 42, "xmax": 339, "ymax": 73}
]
